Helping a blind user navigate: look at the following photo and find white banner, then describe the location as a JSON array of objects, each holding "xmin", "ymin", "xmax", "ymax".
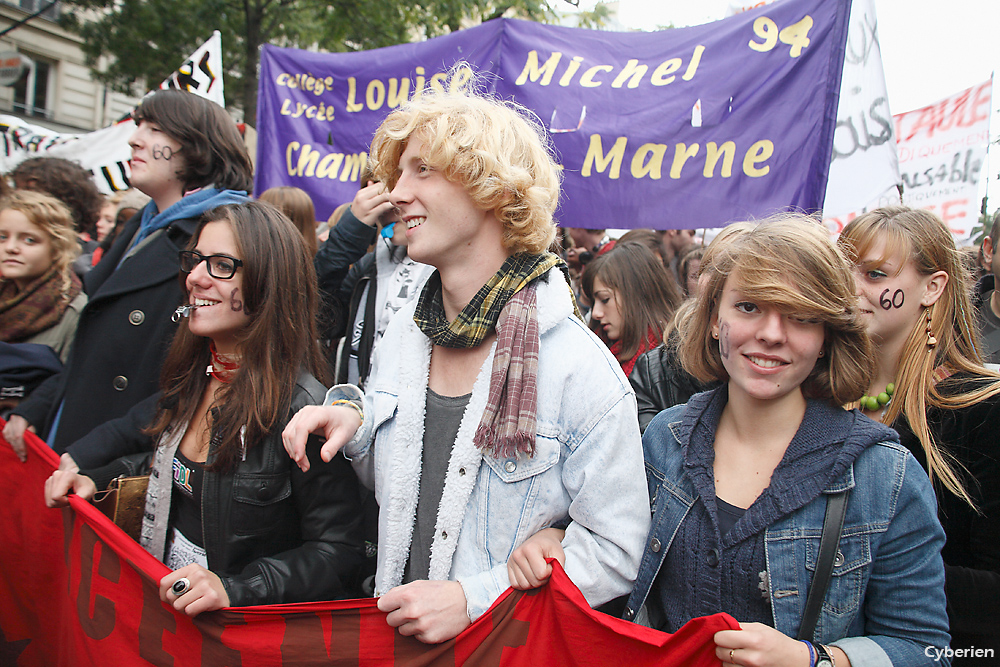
[
  {"xmin": 821, "ymin": 0, "xmax": 900, "ymax": 217},
  {"xmin": 0, "ymin": 31, "xmax": 225, "ymax": 193},
  {"xmin": 825, "ymin": 78, "xmax": 992, "ymax": 243},
  {"xmin": 894, "ymin": 79, "xmax": 991, "ymax": 241}
]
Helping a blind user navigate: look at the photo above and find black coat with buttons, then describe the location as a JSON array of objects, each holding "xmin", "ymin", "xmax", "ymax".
[{"xmin": 13, "ymin": 211, "xmax": 196, "ymax": 453}]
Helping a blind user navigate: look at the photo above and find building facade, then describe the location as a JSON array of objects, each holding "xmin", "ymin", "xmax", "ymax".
[{"xmin": 0, "ymin": 1, "xmax": 139, "ymax": 132}]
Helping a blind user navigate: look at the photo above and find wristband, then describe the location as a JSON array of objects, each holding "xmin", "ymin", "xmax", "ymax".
[
  {"xmin": 812, "ymin": 642, "xmax": 834, "ymax": 667},
  {"xmin": 821, "ymin": 645, "xmax": 836, "ymax": 667},
  {"xmin": 330, "ymin": 399, "xmax": 364, "ymax": 423},
  {"xmin": 801, "ymin": 640, "xmax": 816, "ymax": 667}
]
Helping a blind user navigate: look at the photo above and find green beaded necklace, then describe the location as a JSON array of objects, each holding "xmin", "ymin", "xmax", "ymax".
[{"xmin": 861, "ymin": 382, "xmax": 894, "ymax": 412}]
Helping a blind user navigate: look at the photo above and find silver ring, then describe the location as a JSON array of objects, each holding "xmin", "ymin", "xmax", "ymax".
[{"xmin": 171, "ymin": 577, "xmax": 191, "ymax": 596}]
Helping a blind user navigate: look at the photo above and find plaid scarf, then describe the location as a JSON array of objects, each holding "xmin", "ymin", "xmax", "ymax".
[
  {"xmin": 414, "ymin": 252, "xmax": 564, "ymax": 459},
  {"xmin": 0, "ymin": 267, "xmax": 82, "ymax": 343},
  {"xmin": 414, "ymin": 253, "xmax": 562, "ymax": 348}
]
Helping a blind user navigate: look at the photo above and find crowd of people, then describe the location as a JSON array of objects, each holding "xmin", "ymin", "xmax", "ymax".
[{"xmin": 1, "ymin": 84, "xmax": 997, "ymax": 666}]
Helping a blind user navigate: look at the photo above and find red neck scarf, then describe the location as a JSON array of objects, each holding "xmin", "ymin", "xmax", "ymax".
[
  {"xmin": 609, "ymin": 327, "xmax": 660, "ymax": 378},
  {"xmin": 207, "ymin": 342, "xmax": 240, "ymax": 383}
]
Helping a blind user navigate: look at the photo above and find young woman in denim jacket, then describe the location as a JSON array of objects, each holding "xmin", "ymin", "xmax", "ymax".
[
  {"xmin": 509, "ymin": 217, "xmax": 950, "ymax": 667},
  {"xmin": 839, "ymin": 207, "xmax": 1000, "ymax": 662}
]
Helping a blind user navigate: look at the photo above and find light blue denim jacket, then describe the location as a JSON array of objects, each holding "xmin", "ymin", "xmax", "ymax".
[
  {"xmin": 624, "ymin": 396, "xmax": 951, "ymax": 667},
  {"xmin": 329, "ymin": 270, "xmax": 651, "ymax": 621}
]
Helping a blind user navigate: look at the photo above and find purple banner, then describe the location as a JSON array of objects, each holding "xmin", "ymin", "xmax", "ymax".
[{"xmin": 255, "ymin": 0, "xmax": 851, "ymax": 229}]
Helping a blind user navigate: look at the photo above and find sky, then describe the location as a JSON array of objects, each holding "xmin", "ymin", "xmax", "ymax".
[
  {"xmin": 610, "ymin": 0, "xmax": 998, "ymax": 113},
  {"xmin": 572, "ymin": 0, "xmax": 1000, "ymax": 211}
]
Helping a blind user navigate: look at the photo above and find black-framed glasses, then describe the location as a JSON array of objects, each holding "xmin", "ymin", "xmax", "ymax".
[{"xmin": 178, "ymin": 250, "xmax": 243, "ymax": 279}]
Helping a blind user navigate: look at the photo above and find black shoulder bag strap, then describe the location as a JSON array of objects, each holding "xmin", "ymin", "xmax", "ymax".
[{"xmin": 797, "ymin": 488, "xmax": 850, "ymax": 641}]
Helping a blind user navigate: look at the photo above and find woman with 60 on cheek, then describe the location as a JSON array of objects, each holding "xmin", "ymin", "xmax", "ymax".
[
  {"xmin": 183, "ymin": 220, "xmax": 250, "ymax": 355},
  {"xmin": 840, "ymin": 207, "xmax": 1000, "ymax": 661}
]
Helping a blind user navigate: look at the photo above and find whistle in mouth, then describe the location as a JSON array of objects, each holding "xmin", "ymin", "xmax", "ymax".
[{"xmin": 171, "ymin": 304, "xmax": 198, "ymax": 322}]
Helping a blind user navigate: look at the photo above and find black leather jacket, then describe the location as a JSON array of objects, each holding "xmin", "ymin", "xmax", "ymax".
[
  {"xmin": 627, "ymin": 341, "xmax": 716, "ymax": 432},
  {"xmin": 76, "ymin": 372, "xmax": 366, "ymax": 606}
]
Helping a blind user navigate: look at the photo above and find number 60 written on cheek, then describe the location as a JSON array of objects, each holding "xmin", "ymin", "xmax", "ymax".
[
  {"xmin": 879, "ymin": 289, "xmax": 904, "ymax": 310},
  {"xmin": 151, "ymin": 144, "xmax": 175, "ymax": 160}
]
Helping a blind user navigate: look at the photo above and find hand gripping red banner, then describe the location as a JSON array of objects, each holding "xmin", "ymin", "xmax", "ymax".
[{"xmin": 0, "ymin": 421, "xmax": 737, "ymax": 666}]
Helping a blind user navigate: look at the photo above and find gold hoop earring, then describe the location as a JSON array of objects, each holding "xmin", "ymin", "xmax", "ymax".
[{"xmin": 925, "ymin": 306, "xmax": 937, "ymax": 347}]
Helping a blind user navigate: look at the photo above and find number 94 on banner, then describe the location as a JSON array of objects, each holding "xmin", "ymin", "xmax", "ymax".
[{"xmin": 749, "ymin": 15, "xmax": 813, "ymax": 57}]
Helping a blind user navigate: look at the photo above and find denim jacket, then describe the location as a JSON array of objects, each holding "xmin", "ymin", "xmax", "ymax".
[
  {"xmin": 624, "ymin": 393, "xmax": 951, "ymax": 667},
  {"xmin": 330, "ymin": 268, "xmax": 651, "ymax": 621}
]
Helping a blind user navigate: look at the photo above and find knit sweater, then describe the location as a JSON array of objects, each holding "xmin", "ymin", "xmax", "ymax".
[{"xmin": 650, "ymin": 388, "xmax": 882, "ymax": 631}]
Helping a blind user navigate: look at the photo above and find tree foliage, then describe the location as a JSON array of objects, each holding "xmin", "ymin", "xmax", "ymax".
[
  {"xmin": 58, "ymin": 0, "xmax": 557, "ymax": 123},
  {"xmin": 573, "ymin": 2, "xmax": 611, "ymax": 30}
]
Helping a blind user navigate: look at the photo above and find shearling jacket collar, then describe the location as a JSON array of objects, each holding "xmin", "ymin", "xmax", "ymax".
[{"xmin": 367, "ymin": 268, "xmax": 576, "ymax": 589}]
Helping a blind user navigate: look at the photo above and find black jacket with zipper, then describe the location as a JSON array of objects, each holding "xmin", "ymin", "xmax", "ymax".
[{"xmin": 74, "ymin": 372, "xmax": 366, "ymax": 606}]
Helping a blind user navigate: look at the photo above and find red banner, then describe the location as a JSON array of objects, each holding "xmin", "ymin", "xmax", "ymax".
[{"xmin": 0, "ymin": 425, "xmax": 736, "ymax": 666}]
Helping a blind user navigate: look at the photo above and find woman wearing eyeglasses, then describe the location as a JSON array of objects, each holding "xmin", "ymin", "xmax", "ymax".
[
  {"xmin": 4, "ymin": 89, "xmax": 252, "ymax": 462},
  {"xmin": 44, "ymin": 201, "xmax": 365, "ymax": 615}
]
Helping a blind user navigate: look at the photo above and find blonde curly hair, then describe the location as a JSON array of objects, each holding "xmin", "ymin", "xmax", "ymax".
[{"xmin": 369, "ymin": 73, "xmax": 560, "ymax": 255}]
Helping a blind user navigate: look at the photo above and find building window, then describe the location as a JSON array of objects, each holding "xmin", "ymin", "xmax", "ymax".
[
  {"xmin": 7, "ymin": 1, "xmax": 60, "ymax": 21},
  {"xmin": 12, "ymin": 58, "xmax": 51, "ymax": 118}
]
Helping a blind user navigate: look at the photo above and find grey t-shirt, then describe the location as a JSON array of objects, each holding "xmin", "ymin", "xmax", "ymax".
[{"xmin": 403, "ymin": 388, "xmax": 471, "ymax": 583}]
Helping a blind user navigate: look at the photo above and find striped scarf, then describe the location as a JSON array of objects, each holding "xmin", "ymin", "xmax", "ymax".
[{"xmin": 413, "ymin": 252, "xmax": 564, "ymax": 459}]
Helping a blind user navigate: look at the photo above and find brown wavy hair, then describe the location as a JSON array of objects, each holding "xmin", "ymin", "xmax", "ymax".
[
  {"xmin": 10, "ymin": 157, "xmax": 103, "ymax": 236},
  {"xmin": 677, "ymin": 215, "xmax": 873, "ymax": 406},
  {"xmin": 147, "ymin": 200, "xmax": 327, "ymax": 471},
  {"xmin": 582, "ymin": 242, "xmax": 681, "ymax": 361}
]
